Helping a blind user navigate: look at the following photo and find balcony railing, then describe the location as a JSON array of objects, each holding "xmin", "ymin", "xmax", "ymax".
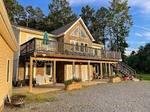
[{"xmin": 20, "ymin": 38, "xmax": 121, "ymax": 60}]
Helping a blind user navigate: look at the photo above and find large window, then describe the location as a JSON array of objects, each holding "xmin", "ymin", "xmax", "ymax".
[
  {"xmin": 7, "ymin": 60, "xmax": 10, "ymax": 82},
  {"xmin": 81, "ymin": 43, "xmax": 84, "ymax": 52},
  {"xmin": 80, "ymin": 30, "xmax": 86, "ymax": 37},
  {"xmin": 71, "ymin": 27, "xmax": 86, "ymax": 38},
  {"xmin": 75, "ymin": 42, "xmax": 79, "ymax": 51}
]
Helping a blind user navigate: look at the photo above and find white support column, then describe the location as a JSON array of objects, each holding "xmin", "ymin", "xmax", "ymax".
[
  {"xmin": 72, "ymin": 61, "xmax": 75, "ymax": 78},
  {"xmin": 109, "ymin": 63, "xmax": 111, "ymax": 77},
  {"xmin": 53, "ymin": 60, "xmax": 56, "ymax": 84},
  {"xmin": 88, "ymin": 61, "xmax": 90, "ymax": 81},
  {"xmin": 29, "ymin": 57, "xmax": 33, "ymax": 92},
  {"xmin": 100, "ymin": 62, "xmax": 103, "ymax": 80}
]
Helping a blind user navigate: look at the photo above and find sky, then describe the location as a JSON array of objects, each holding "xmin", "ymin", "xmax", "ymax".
[{"xmin": 17, "ymin": 0, "xmax": 150, "ymax": 55}]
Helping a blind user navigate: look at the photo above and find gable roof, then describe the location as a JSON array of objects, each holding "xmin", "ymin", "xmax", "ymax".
[
  {"xmin": 51, "ymin": 20, "xmax": 77, "ymax": 35},
  {"xmin": 51, "ymin": 17, "xmax": 95, "ymax": 41}
]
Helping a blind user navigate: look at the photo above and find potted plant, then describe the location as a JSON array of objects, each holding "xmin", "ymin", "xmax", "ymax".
[{"xmin": 64, "ymin": 77, "xmax": 82, "ymax": 90}]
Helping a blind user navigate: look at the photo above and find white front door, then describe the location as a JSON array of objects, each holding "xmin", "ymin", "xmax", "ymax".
[{"xmin": 81, "ymin": 65, "xmax": 88, "ymax": 81}]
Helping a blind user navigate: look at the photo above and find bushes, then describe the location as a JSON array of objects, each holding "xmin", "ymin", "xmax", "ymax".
[{"xmin": 64, "ymin": 77, "xmax": 81, "ymax": 86}]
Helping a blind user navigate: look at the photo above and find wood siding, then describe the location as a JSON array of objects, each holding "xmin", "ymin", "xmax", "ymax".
[
  {"xmin": 0, "ymin": 35, "xmax": 14, "ymax": 108},
  {"xmin": 64, "ymin": 21, "xmax": 93, "ymax": 46}
]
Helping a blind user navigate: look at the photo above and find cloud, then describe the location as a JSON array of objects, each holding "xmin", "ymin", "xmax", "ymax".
[
  {"xmin": 134, "ymin": 31, "xmax": 150, "ymax": 40},
  {"xmin": 129, "ymin": 0, "xmax": 150, "ymax": 14},
  {"xmin": 69, "ymin": 0, "xmax": 150, "ymax": 14},
  {"xmin": 135, "ymin": 33, "xmax": 143, "ymax": 37},
  {"xmin": 125, "ymin": 48, "xmax": 138, "ymax": 56},
  {"xmin": 69, "ymin": 0, "xmax": 108, "ymax": 6}
]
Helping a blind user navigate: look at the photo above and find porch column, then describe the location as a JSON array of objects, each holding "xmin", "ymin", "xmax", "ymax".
[
  {"xmin": 100, "ymin": 62, "xmax": 103, "ymax": 80},
  {"xmin": 79, "ymin": 63, "xmax": 82, "ymax": 80},
  {"xmin": 29, "ymin": 57, "xmax": 33, "ymax": 92},
  {"xmin": 105, "ymin": 63, "xmax": 108, "ymax": 77},
  {"xmin": 72, "ymin": 61, "xmax": 75, "ymax": 78},
  {"xmin": 88, "ymin": 61, "xmax": 90, "ymax": 81},
  {"xmin": 108, "ymin": 63, "xmax": 111, "ymax": 77},
  {"xmin": 53, "ymin": 60, "xmax": 56, "ymax": 84}
]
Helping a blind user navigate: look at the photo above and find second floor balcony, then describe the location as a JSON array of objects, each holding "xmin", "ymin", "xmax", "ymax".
[{"xmin": 20, "ymin": 38, "xmax": 122, "ymax": 61}]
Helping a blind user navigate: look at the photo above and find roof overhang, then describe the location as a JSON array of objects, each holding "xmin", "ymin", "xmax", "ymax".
[
  {"xmin": 0, "ymin": 0, "xmax": 18, "ymax": 52},
  {"xmin": 13, "ymin": 25, "xmax": 56, "ymax": 38}
]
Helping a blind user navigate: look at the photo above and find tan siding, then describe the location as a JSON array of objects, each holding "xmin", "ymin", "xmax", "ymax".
[
  {"xmin": 64, "ymin": 21, "xmax": 93, "ymax": 47},
  {"xmin": 19, "ymin": 31, "xmax": 55, "ymax": 45},
  {"xmin": 0, "ymin": 35, "xmax": 13, "ymax": 108}
]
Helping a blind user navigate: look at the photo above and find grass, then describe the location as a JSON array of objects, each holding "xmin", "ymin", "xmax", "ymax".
[
  {"xmin": 137, "ymin": 74, "xmax": 150, "ymax": 81},
  {"xmin": 13, "ymin": 92, "xmax": 58, "ymax": 103}
]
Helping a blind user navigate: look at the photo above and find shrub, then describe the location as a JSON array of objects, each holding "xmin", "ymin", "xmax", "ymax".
[
  {"xmin": 72, "ymin": 77, "xmax": 81, "ymax": 82},
  {"xmin": 64, "ymin": 80, "xmax": 73, "ymax": 86}
]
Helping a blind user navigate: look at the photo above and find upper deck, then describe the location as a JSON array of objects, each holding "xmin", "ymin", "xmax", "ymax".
[{"xmin": 20, "ymin": 38, "xmax": 122, "ymax": 61}]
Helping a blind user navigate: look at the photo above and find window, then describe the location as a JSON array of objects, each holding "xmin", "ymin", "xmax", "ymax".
[
  {"xmin": 75, "ymin": 42, "xmax": 79, "ymax": 51},
  {"xmin": 85, "ymin": 44, "xmax": 88, "ymax": 52},
  {"xmin": 72, "ymin": 28, "xmax": 79, "ymax": 36},
  {"xmin": 7, "ymin": 60, "xmax": 10, "ymax": 82},
  {"xmin": 80, "ymin": 30, "xmax": 86, "ymax": 37},
  {"xmin": 81, "ymin": 43, "xmax": 84, "ymax": 52},
  {"xmin": 45, "ymin": 63, "xmax": 53, "ymax": 77},
  {"xmin": 71, "ymin": 27, "xmax": 86, "ymax": 38}
]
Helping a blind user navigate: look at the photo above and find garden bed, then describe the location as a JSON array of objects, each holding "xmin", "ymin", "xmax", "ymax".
[
  {"xmin": 65, "ymin": 82, "xmax": 82, "ymax": 90},
  {"xmin": 110, "ymin": 77, "xmax": 122, "ymax": 83}
]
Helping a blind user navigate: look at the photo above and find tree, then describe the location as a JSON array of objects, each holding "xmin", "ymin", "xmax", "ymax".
[
  {"xmin": 48, "ymin": 0, "xmax": 77, "ymax": 31},
  {"xmin": 108, "ymin": 0, "xmax": 132, "ymax": 60},
  {"xmin": 4, "ymin": 0, "xmax": 26, "ymax": 24},
  {"xmin": 126, "ymin": 43, "xmax": 150, "ymax": 73},
  {"xmin": 25, "ymin": 6, "xmax": 45, "ymax": 30},
  {"xmin": 80, "ymin": 5, "xmax": 95, "ymax": 31},
  {"xmin": 94, "ymin": 7, "xmax": 110, "ymax": 48}
]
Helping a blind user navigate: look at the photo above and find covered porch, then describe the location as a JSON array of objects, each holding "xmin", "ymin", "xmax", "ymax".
[{"xmin": 25, "ymin": 57, "xmax": 118, "ymax": 93}]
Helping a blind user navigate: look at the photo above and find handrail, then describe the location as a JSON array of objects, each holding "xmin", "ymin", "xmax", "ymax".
[
  {"xmin": 20, "ymin": 38, "xmax": 122, "ymax": 60},
  {"xmin": 120, "ymin": 62, "xmax": 136, "ymax": 74},
  {"xmin": 117, "ymin": 62, "xmax": 136, "ymax": 75}
]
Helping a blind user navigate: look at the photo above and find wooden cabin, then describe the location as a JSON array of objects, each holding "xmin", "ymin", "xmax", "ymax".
[
  {"xmin": 0, "ymin": 0, "xmax": 18, "ymax": 111},
  {"xmin": 14, "ymin": 18, "xmax": 122, "ymax": 92}
]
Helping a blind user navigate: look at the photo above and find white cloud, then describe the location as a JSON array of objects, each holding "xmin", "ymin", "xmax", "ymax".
[
  {"xmin": 134, "ymin": 31, "xmax": 150, "ymax": 40},
  {"xmin": 125, "ymin": 48, "xmax": 138, "ymax": 56},
  {"xmin": 129, "ymin": 0, "xmax": 150, "ymax": 14},
  {"xmin": 135, "ymin": 32, "xmax": 143, "ymax": 37},
  {"xmin": 69, "ymin": 0, "xmax": 96, "ymax": 5},
  {"xmin": 69, "ymin": 0, "xmax": 108, "ymax": 6},
  {"xmin": 69, "ymin": 0, "xmax": 150, "ymax": 14}
]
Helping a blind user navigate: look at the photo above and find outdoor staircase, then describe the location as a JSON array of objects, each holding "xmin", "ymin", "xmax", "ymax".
[{"xmin": 114, "ymin": 62, "xmax": 136, "ymax": 76}]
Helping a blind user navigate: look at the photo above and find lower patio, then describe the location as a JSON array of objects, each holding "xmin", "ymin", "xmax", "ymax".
[{"xmin": 13, "ymin": 79, "xmax": 109, "ymax": 94}]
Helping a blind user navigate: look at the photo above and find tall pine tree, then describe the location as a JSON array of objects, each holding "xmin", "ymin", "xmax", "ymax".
[
  {"xmin": 48, "ymin": 0, "xmax": 77, "ymax": 31},
  {"xmin": 109, "ymin": 0, "xmax": 132, "ymax": 60}
]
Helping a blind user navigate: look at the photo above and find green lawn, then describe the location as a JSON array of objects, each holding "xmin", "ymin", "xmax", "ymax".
[{"xmin": 137, "ymin": 74, "xmax": 150, "ymax": 81}]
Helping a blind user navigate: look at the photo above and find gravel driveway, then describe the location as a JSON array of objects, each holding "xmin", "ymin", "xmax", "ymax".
[{"xmin": 5, "ymin": 81, "xmax": 150, "ymax": 112}]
